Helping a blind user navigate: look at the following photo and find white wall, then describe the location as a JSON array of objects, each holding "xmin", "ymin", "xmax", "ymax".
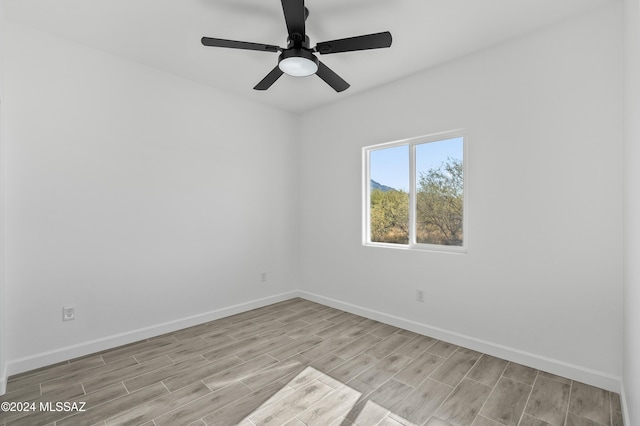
[
  {"xmin": 0, "ymin": 1, "xmax": 7, "ymax": 395},
  {"xmin": 2, "ymin": 22, "xmax": 299, "ymax": 374},
  {"xmin": 299, "ymin": 3, "xmax": 623, "ymax": 390},
  {"xmin": 624, "ymin": 0, "xmax": 640, "ymax": 422}
]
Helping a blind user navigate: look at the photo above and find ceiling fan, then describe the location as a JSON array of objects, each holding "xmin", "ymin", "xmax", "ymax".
[{"xmin": 201, "ymin": 0, "xmax": 392, "ymax": 92}]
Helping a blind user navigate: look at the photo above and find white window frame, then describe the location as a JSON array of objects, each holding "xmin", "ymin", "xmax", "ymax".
[{"xmin": 363, "ymin": 130, "xmax": 468, "ymax": 254}]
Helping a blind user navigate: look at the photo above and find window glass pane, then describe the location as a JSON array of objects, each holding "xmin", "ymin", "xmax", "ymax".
[
  {"xmin": 415, "ymin": 137, "xmax": 464, "ymax": 246},
  {"xmin": 369, "ymin": 145, "xmax": 409, "ymax": 244}
]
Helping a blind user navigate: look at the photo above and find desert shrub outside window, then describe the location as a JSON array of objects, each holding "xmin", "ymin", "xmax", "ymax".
[{"xmin": 364, "ymin": 131, "xmax": 466, "ymax": 252}]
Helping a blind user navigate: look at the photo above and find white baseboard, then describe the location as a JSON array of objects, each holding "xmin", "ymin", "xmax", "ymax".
[
  {"xmin": 620, "ymin": 382, "xmax": 631, "ymax": 426},
  {"xmin": 7, "ymin": 291, "xmax": 299, "ymax": 377},
  {"xmin": 0, "ymin": 365, "xmax": 7, "ymax": 396},
  {"xmin": 299, "ymin": 290, "xmax": 623, "ymax": 393}
]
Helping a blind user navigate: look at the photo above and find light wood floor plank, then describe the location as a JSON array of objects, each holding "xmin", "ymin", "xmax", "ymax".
[
  {"xmin": 525, "ymin": 375, "xmax": 571, "ymax": 426},
  {"xmin": 327, "ymin": 352, "xmax": 377, "ymax": 383},
  {"xmin": 434, "ymin": 378, "xmax": 492, "ymax": 426},
  {"xmin": 394, "ymin": 351, "xmax": 446, "ymax": 387},
  {"xmin": 41, "ymin": 357, "xmax": 138, "ymax": 394},
  {"xmin": 429, "ymin": 350, "xmax": 481, "ymax": 387},
  {"xmin": 389, "ymin": 378, "xmax": 453, "ymax": 425},
  {"xmin": 364, "ymin": 334, "xmax": 412, "ymax": 360},
  {"xmin": 248, "ymin": 381, "xmax": 333, "ymax": 425},
  {"xmin": 201, "ymin": 354, "xmax": 278, "ymax": 392},
  {"xmin": 83, "ymin": 355, "xmax": 174, "ymax": 394},
  {"xmin": 57, "ymin": 382, "xmax": 169, "ymax": 426},
  {"xmin": 393, "ymin": 334, "xmax": 437, "ymax": 359},
  {"xmin": 427, "ymin": 340, "xmax": 459, "ymax": 358},
  {"xmin": 201, "ymin": 376, "xmax": 296, "ymax": 426},
  {"xmin": 332, "ymin": 334, "xmax": 382, "ymax": 360},
  {"xmin": 345, "ymin": 379, "xmax": 413, "ymax": 425},
  {"xmin": 105, "ymin": 382, "xmax": 211, "ymax": 426},
  {"xmin": 241, "ymin": 354, "xmax": 309, "ymax": 391},
  {"xmin": 466, "ymin": 355, "xmax": 509, "ymax": 387},
  {"xmin": 569, "ymin": 381, "xmax": 611, "ymax": 425},
  {"xmin": 155, "ymin": 381, "xmax": 251, "ymax": 426},
  {"xmin": 123, "ymin": 354, "xmax": 209, "ymax": 392},
  {"xmin": 296, "ymin": 384, "xmax": 362, "ymax": 425},
  {"xmin": 479, "ymin": 377, "xmax": 532, "ymax": 426},
  {"xmin": 353, "ymin": 353, "xmax": 412, "ymax": 388},
  {"xmin": 162, "ymin": 355, "xmax": 243, "ymax": 392}
]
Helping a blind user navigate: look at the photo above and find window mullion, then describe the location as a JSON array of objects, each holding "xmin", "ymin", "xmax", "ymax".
[{"xmin": 409, "ymin": 143, "xmax": 417, "ymax": 247}]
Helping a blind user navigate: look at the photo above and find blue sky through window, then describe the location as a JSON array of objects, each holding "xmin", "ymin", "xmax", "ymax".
[{"xmin": 370, "ymin": 137, "xmax": 463, "ymax": 192}]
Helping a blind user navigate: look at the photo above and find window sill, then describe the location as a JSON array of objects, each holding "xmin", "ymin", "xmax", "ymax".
[{"xmin": 363, "ymin": 242, "xmax": 467, "ymax": 254}]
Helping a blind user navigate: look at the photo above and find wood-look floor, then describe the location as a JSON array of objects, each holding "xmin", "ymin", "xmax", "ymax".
[{"xmin": 0, "ymin": 298, "xmax": 624, "ymax": 426}]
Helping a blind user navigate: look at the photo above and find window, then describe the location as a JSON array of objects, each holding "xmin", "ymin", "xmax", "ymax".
[{"xmin": 364, "ymin": 131, "xmax": 466, "ymax": 252}]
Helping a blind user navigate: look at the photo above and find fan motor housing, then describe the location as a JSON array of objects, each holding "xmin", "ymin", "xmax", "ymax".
[
  {"xmin": 279, "ymin": 47, "xmax": 316, "ymax": 63},
  {"xmin": 278, "ymin": 48, "xmax": 319, "ymax": 76}
]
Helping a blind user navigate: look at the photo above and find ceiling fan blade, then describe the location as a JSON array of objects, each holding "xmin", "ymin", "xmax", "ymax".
[
  {"xmin": 254, "ymin": 66, "xmax": 284, "ymax": 90},
  {"xmin": 315, "ymin": 31, "xmax": 392, "ymax": 55},
  {"xmin": 316, "ymin": 61, "xmax": 350, "ymax": 92},
  {"xmin": 281, "ymin": 0, "xmax": 306, "ymax": 38},
  {"xmin": 201, "ymin": 37, "xmax": 279, "ymax": 53}
]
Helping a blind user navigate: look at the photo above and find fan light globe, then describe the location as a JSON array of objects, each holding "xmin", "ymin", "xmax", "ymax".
[{"xmin": 279, "ymin": 56, "xmax": 318, "ymax": 77}]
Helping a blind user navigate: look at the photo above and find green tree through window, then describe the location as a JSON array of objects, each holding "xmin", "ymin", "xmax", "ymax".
[
  {"xmin": 416, "ymin": 157, "xmax": 463, "ymax": 245},
  {"xmin": 370, "ymin": 188, "xmax": 409, "ymax": 244}
]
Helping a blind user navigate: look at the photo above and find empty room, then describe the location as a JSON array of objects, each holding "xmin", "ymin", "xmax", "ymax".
[{"xmin": 1, "ymin": 0, "xmax": 639, "ymax": 425}]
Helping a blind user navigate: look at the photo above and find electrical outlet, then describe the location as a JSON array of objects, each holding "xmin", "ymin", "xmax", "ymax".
[
  {"xmin": 261, "ymin": 272, "xmax": 267, "ymax": 282},
  {"xmin": 416, "ymin": 290, "xmax": 425, "ymax": 303},
  {"xmin": 62, "ymin": 306, "xmax": 75, "ymax": 322}
]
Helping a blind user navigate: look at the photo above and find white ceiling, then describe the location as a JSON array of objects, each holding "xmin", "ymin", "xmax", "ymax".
[{"xmin": 3, "ymin": 0, "xmax": 616, "ymax": 113}]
